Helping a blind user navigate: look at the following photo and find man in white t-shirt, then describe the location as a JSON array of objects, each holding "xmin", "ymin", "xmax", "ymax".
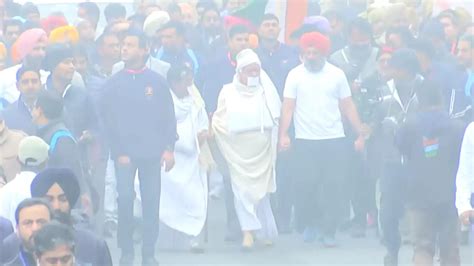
[
  {"xmin": 278, "ymin": 32, "xmax": 368, "ymax": 247},
  {"xmin": 456, "ymin": 122, "xmax": 474, "ymax": 226}
]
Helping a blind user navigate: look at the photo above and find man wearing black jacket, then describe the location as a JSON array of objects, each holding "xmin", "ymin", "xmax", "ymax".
[
  {"xmin": 43, "ymin": 44, "xmax": 97, "ymax": 141},
  {"xmin": 31, "ymin": 90, "xmax": 86, "ymax": 197},
  {"xmin": 395, "ymin": 80, "xmax": 465, "ymax": 266},
  {"xmin": 102, "ymin": 29, "xmax": 176, "ymax": 266}
]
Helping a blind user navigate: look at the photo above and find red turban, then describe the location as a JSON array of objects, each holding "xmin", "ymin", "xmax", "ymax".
[
  {"xmin": 41, "ymin": 16, "xmax": 68, "ymax": 34},
  {"xmin": 223, "ymin": 16, "xmax": 254, "ymax": 31},
  {"xmin": 299, "ymin": 32, "xmax": 331, "ymax": 56}
]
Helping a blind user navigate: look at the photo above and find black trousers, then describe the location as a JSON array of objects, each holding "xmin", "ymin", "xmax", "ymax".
[
  {"xmin": 207, "ymin": 138, "xmax": 240, "ymax": 235},
  {"xmin": 274, "ymin": 150, "xmax": 294, "ymax": 231},
  {"xmin": 293, "ymin": 138, "xmax": 348, "ymax": 237},
  {"xmin": 347, "ymin": 149, "xmax": 376, "ymax": 227},
  {"xmin": 115, "ymin": 158, "xmax": 161, "ymax": 257},
  {"xmin": 379, "ymin": 162, "xmax": 406, "ymax": 255}
]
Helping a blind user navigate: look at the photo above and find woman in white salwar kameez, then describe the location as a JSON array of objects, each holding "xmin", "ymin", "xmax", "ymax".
[
  {"xmin": 212, "ymin": 49, "xmax": 281, "ymax": 250},
  {"xmin": 159, "ymin": 65, "xmax": 209, "ymax": 252}
]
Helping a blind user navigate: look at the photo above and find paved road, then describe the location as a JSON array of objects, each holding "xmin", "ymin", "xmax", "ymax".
[{"xmin": 107, "ymin": 198, "xmax": 473, "ymax": 266}]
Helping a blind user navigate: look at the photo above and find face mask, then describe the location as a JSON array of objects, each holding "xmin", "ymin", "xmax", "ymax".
[{"xmin": 247, "ymin": 76, "xmax": 260, "ymax": 87}]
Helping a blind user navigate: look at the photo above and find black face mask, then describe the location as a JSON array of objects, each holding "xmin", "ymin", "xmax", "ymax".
[
  {"xmin": 349, "ymin": 43, "xmax": 372, "ymax": 60},
  {"xmin": 53, "ymin": 210, "xmax": 73, "ymax": 226}
]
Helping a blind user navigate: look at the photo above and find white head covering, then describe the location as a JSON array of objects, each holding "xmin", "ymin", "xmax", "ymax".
[
  {"xmin": 235, "ymin": 49, "xmax": 261, "ymax": 73},
  {"xmin": 232, "ymin": 49, "xmax": 281, "ymax": 123},
  {"xmin": 143, "ymin": 11, "xmax": 171, "ymax": 37}
]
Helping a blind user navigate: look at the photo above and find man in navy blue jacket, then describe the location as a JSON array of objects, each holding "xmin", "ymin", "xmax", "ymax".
[
  {"xmin": 395, "ymin": 80, "xmax": 465, "ymax": 265},
  {"xmin": 256, "ymin": 13, "xmax": 299, "ymax": 234},
  {"xmin": 256, "ymin": 14, "xmax": 299, "ymax": 98},
  {"xmin": 0, "ymin": 216, "xmax": 13, "ymax": 242},
  {"xmin": 2, "ymin": 67, "xmax": 43, "ymax": 136},
  {"xmin": 102, "ymin": 29, "xmax": 176, "ymax": 266}
]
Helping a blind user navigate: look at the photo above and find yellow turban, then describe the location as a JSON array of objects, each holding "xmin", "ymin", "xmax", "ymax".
[
  {"xmin": 367, "ymin": 6, "xmax": 387, "ymax": 25},
  {"xmin": 49, "ymin": 26, "xmax": 80, "ymax": 45}
]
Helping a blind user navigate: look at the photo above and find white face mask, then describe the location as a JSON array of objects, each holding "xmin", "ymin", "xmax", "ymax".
[{"xmin": 247, "ymin": 76, "xmax": 260, "ymax": 87}]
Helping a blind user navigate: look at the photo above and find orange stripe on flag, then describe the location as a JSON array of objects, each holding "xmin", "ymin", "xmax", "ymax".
[{"xmin": 285, "ymin": 0, "xmax": 308, "ymax": 43}]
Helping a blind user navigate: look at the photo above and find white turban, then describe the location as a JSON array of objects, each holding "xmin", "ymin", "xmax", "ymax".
[
  {"xmin": 143, "ymin": 11, "xmax": 170, "ymax": 38},
  {"xmin": 236, "ymin": 49, "xmax": 261, "ymax": 73}
]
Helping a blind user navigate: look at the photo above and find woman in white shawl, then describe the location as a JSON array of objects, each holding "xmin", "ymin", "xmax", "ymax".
[
  {"xmin": 159, "ymin": 64, "xmax": 209, "ymax": 252},
  {"xmin": 212, "ymin": 49, "xmax": 281, "ymax": 250}
]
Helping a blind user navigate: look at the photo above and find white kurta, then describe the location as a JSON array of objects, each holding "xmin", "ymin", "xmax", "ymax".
[
  {"xmin": 0, "ymin": 171, "xmax": 36, "ymax": 226},
  {"xmin": 212, "ymin": 75, "xmax": 280, "ymax": 237},
  {"xmin": 159, "ymin": 88, "xmax": 209, "ymax": 237}
]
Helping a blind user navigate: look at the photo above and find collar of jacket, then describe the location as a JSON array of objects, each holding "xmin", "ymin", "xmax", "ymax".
[
  {"xmin": 36, "ymin": 119, "xmax": 65, "ymax": 138},
  {"xmin": 17, "ymin": 96, "xmax": 33, "ymax": 116},
  {"xmin": 45, "ymin": 76, "xmax": 72, "ymax": 98},
  {"xmin": 125, "ymin": 66, "xmax": 147, "ymax": 75}
]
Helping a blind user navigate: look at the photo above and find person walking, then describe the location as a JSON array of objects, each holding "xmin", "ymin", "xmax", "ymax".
[
  {"xmin": 102, "ymin": 29, "xmax": 176, "ymax": 266},
  {"xmin": 279, "ymin": 32, "xmax": 368, "ymax": 247},
  {"xmin": 159, "ymin": 64, "xmax": 209, "ymax": 252},
  {"xmin": 212, "ymin": 49, "xmax": 281, "ymax": 250}
]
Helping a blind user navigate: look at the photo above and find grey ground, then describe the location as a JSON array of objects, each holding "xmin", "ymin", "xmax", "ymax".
[{"xmin": 107, "ymin": 198, "xmax": 473, "ymax": 266}]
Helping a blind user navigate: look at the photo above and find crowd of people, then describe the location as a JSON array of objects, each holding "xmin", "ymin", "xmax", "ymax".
[{"xmin": 0, "ymin": 0, "xmax": 473, "ymax": 266}]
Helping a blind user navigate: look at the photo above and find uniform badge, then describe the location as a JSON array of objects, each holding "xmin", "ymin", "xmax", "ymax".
[{"xmin": 145, "ymin": 86, "xmax": 154, "ymax": 97}]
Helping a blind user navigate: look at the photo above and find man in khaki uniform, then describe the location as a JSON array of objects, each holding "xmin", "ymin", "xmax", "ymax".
[{"xmin": 0, "ymin": 112, "xmax": 27, "ymax": 186}]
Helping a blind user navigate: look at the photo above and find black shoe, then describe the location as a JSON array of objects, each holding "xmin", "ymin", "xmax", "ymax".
[
  {"xmin": 224, "ymin": 229, "xmax": 240, "ymax": 242},
  {"xmin": 460, "ymin": 230, "xmax": 469, "ymax": 246},
  {"xmin": 350, "ymin": 224, "xmax": 366, "ymax": 238},
  {"xmin": 339, "ymin": 219, "xmax": 354, "ymax": 232},
  {"xmin": 119, "ymin": 253, "xmax": 134, "ymax": 266},
  {"xmin": 142, "ymin": 256, "xmax": 159, "ymax": 266},
  {"xmin": 103, "ymin": 220, "xmax": 117, "ymax": 238},
  {"xmin": 277, "ymin": 223, "xmax": 292, "ymax": 234},
  {"xmin": 383, "ymin": 253, "xmax": 398, "ymax": 266}
]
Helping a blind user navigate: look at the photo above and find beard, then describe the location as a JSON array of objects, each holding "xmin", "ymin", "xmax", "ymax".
[
  {"xmin": 303, "ymin": 59, "xmax": 326, "ymax": 72},
  {"xmin": 53, "ymin": 210, "xmax": 73, "ymax": 226},
  {"xmin": 21, "ymin": 236, "xmax": 35, "ymax": 252}
]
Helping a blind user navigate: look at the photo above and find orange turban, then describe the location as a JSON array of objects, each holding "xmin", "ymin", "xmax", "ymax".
[
  {"xmin": 299, "ymin": 32, "xmax": 331, "ymax": 56},
  {"xmin": 0, "ymin": 42, "xmax": 6, "ymax": 58},
  {"xmin": 49, "ymin": 26, "xmax": 80, "ymax": 45}
]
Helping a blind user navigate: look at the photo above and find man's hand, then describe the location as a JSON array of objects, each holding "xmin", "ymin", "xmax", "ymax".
[
  {"xmin": 161, "ymin": 150, "xmax": 175, "ymax": 172},
  {"xmin": 354, "ymin": 135, "xmax": 366, "ymax": 152},
  {"xmin": 117, "ymin": 156, "xmax": 130, "ymax": 165},
  {"xmin": 79, "ymin": 130, "xmax": 93, "ymax": 143},
  {"xmin": 278, "ymin": 133, "xmax": 291, "ymax": 152},
  {"xmin": 360, "ymin": 123, "xmax": 372, "ymax": 139},
  {"xmin": 81, "ymin": 194, "xmax": 92, "ymax": 217},
  {"xmin": 459, "ymin": 210, "xmax": 474, "ymax": 226}
]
